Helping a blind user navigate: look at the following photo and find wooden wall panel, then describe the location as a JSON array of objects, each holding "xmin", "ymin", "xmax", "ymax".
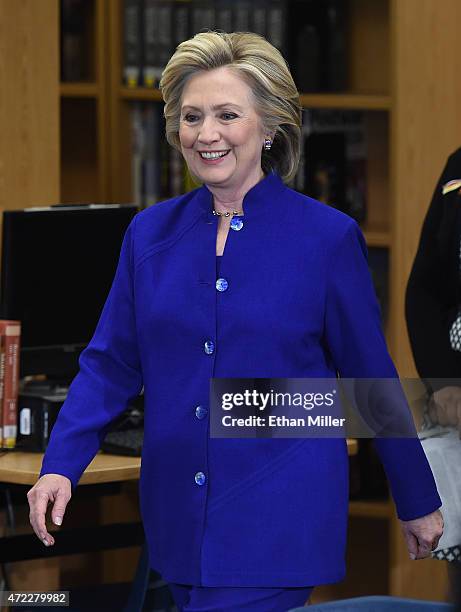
[
  {"xmin": 389, "ymin": 0, "xmax": 461, "ymax": 375},
  {"xmin": 0, "ymin": 0, "xmax": 59, "ymax": 211}
]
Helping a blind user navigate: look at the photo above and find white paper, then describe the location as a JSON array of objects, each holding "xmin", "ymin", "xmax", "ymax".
[{"xmin": 419, "ymin": 428, "xmax": 461, "ymax": 551}]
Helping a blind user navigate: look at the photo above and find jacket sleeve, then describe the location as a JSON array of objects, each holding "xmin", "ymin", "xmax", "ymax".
[
  {"xmin": 39, "ymin": 215, "xmax": 144, "ymax": 489},
  {"xmin": 405, "ymin": 149, "xmax": 461, "ymax": 389},
  {"xmin": 325, "ymin": 220, "xmax": 441, "ymax": 521}
]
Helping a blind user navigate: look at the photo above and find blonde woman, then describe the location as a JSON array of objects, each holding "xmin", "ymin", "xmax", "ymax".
[{"xmin": 29, "ymin": 32, "xmax": 442, "ymax": 611}]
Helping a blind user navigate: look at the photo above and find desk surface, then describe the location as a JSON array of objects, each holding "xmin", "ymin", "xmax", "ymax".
[
  {"xmin": 0, "ymin": 439, "xmax": 358, "ymax": 486},
  {"xmin": 0, "ymin": 451, "xmax": 141, "ymax": 486}
]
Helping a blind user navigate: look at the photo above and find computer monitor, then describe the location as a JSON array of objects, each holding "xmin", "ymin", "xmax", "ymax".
[{"xmin": 0, "ymin": 204, "xmax": 139, "ymax": 383}]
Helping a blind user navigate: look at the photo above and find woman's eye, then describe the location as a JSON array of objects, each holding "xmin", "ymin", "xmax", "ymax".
[
  {"xmin": 184, "ymin": 114, "xmax": 198, "ymax": 123},
  {"xmin": 221, "ymin": 113, "xmax": 237, "ymax": 121}
]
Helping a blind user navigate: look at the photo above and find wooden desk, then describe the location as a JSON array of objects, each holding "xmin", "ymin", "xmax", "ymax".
[
  {"xmin": 0, "ymin": 451, "xmax": 141, "ymax": 486},
  {"xmin": 0, "ymin": 439, "xmax": 357, "ymax": 486}
]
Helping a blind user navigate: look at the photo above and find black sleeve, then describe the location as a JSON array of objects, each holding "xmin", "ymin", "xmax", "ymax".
[{"xmin": 405, "ymin": 148, "xmax": 461, "ymax": 389}]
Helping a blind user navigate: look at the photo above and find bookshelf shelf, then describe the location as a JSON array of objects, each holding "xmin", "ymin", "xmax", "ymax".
[
  {"xmin": 362, "ymin": 229, "xmax": 391, "ymax": 248},
  {"xmin": 119, "ymin": 87, "xmax": 163, "ymax": 101},
  {"xmin": 299, "ymin": 93, "xmax": 391, "ymax": 111},
  {"xmin": 60, "ymin": 83, "xmax": 100, "ymax": 98},
  {"xmin": 349, "ymin": 499, "xmax": 392, "ymax": 519}
]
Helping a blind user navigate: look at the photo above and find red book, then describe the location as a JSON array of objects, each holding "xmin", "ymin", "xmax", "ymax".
[
  {"xmin": 0, "ymin": 332, "xmax": 4, "ymax": 444},
  {"xmin": 0, "ymin": 320, "xmax": 21, "ymax": 449}
]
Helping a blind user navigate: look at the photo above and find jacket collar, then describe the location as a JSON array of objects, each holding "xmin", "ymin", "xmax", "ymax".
[{"xmin": 194, "ymin": 171, "xmax": 287, "ymax": 221}]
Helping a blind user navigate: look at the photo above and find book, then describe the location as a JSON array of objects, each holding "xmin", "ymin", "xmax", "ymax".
[
  {"xmin": 60, "ymin": 0, "xmax": 87, "ymax": 82},
  {"xmin": 0, "ymin": 320, "xmax": 21, "ymax": 449},
  {"xmin": 302, "ymin": 109, "xmax": 367, "ymax": 223},
  {"xmin": 124, "ymin": 0, "xmax": 144, "ymax": 87},
  {"xmin": 215, "ymin": 0, "xmax": 232, "ymax": 33},
  {"xmin": 173, "ymin": 1, "xmax": 191, "ymax": 50},
  {"xmin": 191, "ymin": 0, "xmax": 215, "ymax": 36},
  {"xmin": 0, "ymin": 332, "xmax": 4, "ymax": 444},
  {"xmin": 144, "ymin": 104, "xmax": 161, "ymax": 207},
  {"xmin": 130, "ymin": 102, "xmax": 145, "ymax": 208},
  {"xmin": 289, "ymin": 0, "xmax": 348, "ymax": 92},
  {"xmin": 143, "ymin": 0, "xmax": 159, "ymax": 88}
]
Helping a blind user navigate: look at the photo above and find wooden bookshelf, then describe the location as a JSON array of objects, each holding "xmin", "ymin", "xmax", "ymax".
[
  {"xmin": 60, "ymin": 82, "xmax": 101, "ymax": 98},
  {"xmin": 56, "ymin": 0, "xmax": 461, "ymax": 602},
  {"xmin": 60, "ymin": 0, "xmax": 110, "ymax": 203},
  {"xmin": 349, "ymin": 499, "xmax": 392, "ymax": 519}
]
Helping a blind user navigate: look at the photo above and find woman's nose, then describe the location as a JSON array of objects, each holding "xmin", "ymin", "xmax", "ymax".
[{"xmin": 198, "ymin": 117, "xmax": 220, "ymax": 143}]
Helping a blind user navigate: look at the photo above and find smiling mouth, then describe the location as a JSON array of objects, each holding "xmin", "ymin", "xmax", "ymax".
[{"xmin": 198, "ymin": 150, "xmax": 231, "ymax": 160}]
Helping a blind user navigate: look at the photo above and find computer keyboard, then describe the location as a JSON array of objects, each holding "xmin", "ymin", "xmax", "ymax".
[
  {"xmin": 101, "ymin": 428, "xmax": 144, "ymax": 456},
  {"xmin": 101, "ymin": 398, "xmax": 145, "ymax": 456}
]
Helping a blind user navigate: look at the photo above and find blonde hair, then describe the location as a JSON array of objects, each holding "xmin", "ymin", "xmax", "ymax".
[{"xmin": 159, "ymin": 31, "xmax": 302, "ymax": 183}]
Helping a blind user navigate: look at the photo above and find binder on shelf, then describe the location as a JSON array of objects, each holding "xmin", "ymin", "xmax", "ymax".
[
  {"xmin": 0, "ymin": 320, "xmax": 21, "ymax": 449},
  {"xmin": 123, "ymin": 0, "xmax": 144, "ymax": 88}
]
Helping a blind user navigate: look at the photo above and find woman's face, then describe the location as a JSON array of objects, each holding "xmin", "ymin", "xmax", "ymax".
[{"xmin": 178, "ymin": 67, "xmax": 267, "ymax": 190}]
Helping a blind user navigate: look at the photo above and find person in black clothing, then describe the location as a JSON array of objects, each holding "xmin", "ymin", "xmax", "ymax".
[{"xmin": 406, "ymin": 147, "xmax": 461, "ymax": 608}]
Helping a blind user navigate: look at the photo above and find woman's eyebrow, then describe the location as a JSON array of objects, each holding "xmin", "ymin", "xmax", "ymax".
[{"xmin": 181, "ymin": 103, "xmax": 244, "ymax": 112}]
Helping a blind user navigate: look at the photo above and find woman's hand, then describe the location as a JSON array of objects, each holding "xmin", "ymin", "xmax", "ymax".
[
  {"xmin": 429, "ymin": 386, "xmax": 461, "ymax": 433},
  {"xmin": 27, "ymin": 474, "xmax": 72, "ymax": 547},
  {"xmin": 400, "ymin": 509, "xmax": 444, "ymax": 559}
]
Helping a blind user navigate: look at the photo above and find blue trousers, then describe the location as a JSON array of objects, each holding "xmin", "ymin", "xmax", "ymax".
[{"xmin": 168, "ymin": 583, "xmax": 314, "ymax": 612}]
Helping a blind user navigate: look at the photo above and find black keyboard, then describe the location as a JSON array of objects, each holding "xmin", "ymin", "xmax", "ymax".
[{"xmin": 101, "ymin": 428, "xmax": 144, "ymax": 456}]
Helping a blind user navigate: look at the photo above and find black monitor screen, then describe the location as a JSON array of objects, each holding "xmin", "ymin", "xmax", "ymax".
[{"xmin": 0, "ymin": 204, "xmax": 138, "ymax": 380}]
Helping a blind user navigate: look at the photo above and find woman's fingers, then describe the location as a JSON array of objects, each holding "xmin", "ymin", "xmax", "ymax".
[
  {"xmin": 27, "ymin": 488, "xmax": 53, "ymax": 545},
  {"xmin": 27, "ymin": 474, "xmax": 72, "ymax": 547},
  {"xmin": 51, "ymin": 490, "xmax": 70, "ymax": 526},
  {"xmin": 400, "ymin": 509, "xmax": 444, "ymax": 560},
  {"xmin": 404, "ymin": 529, "xmax": 419, "ymax": 560}
]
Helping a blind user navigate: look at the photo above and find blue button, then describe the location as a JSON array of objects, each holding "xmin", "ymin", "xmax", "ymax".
[
  {"xmin": 195, "ymin": 405, "xmax": 208, "ymax": 420},
  {"xmin": 195, "ymin": 471, "xmax": 206, "ymax": 486},
  {"xmin": 204, "ymin": 340, "xmax": 215, "ymax": 354},
  {"xmin": 230, "ymin": 218, "xmax": 244, "ymax": 231},
  {"xmin": 216, "ymin": 277, "xmax": 228, "ymax": 292}
]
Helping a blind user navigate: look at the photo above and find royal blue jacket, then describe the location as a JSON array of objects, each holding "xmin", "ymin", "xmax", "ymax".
[{"xmin": 40, "ymin": 172, "xmax": 441, "ymax": 587}]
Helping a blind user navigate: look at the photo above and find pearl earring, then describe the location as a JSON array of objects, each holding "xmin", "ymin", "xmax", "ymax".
[{"xmin": 264, "ymin": 138, "xmax": 272, "ymax": 151}]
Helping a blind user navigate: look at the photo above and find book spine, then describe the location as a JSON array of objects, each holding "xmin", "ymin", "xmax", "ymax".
[
  {"xmin": 191, "ymin": 1, "xmax": 215, "ymax": 36},
  {"xmin": 131, "ymin": 102, "xmax": 144, "ymax": 208},
  {"xmin": 60, "ymin": 0, "xmax": 86, "ymax": 82},
  {"xmin": 144, "ymin": 104, "xmax": 160, "ymax": 207},
  {"xmin": 173, "ymin": 1, "xmax": 191, "ymax": 47},
  {"xmin": 158, "ymin": 1, "xmax": 174, "ymax": 86},
  {"xmin": 266, "ymin": 0, "xmax": 286, "ymax": 54},
  {"xmin": 124, "ymin": 0, "xmax": 144, "ymax": 88},
  {"xmin": 170, "ymin": 146, "xmax": 185, "ymax": 196},
  {"xmin": 233, "ymin": 0, "xmax": 250, "ymax": 33},
  {"xmin": 1, "ymin": 321, "xmax": 21, "ymax": 449},
  {"xmin": 215, "ymin": 0, "xmax": 233, "ymax": 33},
  {"xmin": 251, "ymin": 0, "xmax": 266, "ymax": 38},
  {"xmin": 143, "ymin": 0, "xmax": 159, "ymax": 88},
  {"xmin": 0, "ymin": 330, "xmax": 4, "ymax": 445}
]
